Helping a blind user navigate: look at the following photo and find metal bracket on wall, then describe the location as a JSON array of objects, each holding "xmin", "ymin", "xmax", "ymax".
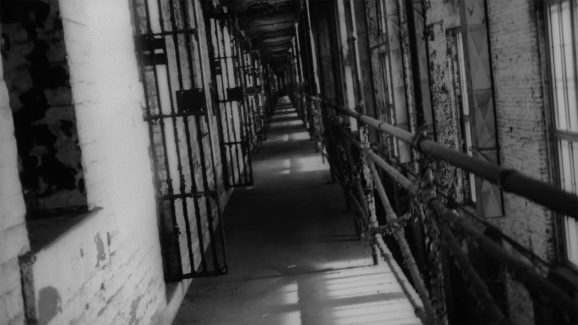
[
  {"xmin": 176, "ymin": 88, "xmax": 207, "ymax": 115},
  {"xmin": 227, "ymin": 87, "xmax": 244, "ymax": 101},
  {"xmin": 135, "ymin": 35, "xmax": 167, "ymax": 66}
]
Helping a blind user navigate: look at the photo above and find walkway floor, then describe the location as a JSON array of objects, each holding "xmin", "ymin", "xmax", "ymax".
[{"xmin": 173, "ymin": 97, "xmax": 422, "ymax": 325}]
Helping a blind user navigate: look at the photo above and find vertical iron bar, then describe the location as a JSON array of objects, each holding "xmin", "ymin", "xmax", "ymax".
[
  {"xmin": 186, "ymin": 0, "xmax": 223, "ymax": 271},
  {"xmin": 201, "ymin": 9, "xmax": 229, "ymax": 272},
  {"xmin": 405, "ymin": 0, "xmax": 425, "ymax": 126},
  {"xmin": 132, "ymin": 0, "xmax": 184, "ymax": 279},
  {"xmin": 224, "ymin": 21, "xmax": 244, "ymax": 185},
  {"xmin": 395, "ymin": 0, "xmax": 414, "ymax": 136},
  {"xmin": 148, "ymin": 0, "xmax": 191, "ymax": 276},
  {"xmin": 217, "ymin": 19, "xmax": 235, "ymax": 188},
  {"xmin": 161, "ymin": 0, "xmax": 202, "ymax": 273},
  {"xmin": 421, "ymin": 0, "xmax": 438, "ymax": 139},
  {"xmin": 231, "ymin": 29, "xmax": 253, "ymax": 185},
  {"xmin": 207, "ymin": 16, "xmax": 230, "ymax": 190}
]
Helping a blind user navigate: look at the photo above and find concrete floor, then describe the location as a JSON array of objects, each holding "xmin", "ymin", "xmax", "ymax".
[{"xmin": 173, "ymin": 97, "xmax": 422, "ymax": 325}]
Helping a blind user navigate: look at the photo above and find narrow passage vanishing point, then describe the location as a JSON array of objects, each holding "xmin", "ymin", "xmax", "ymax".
[{"xmin": 173, "ymin": 98, "xmax": 423, "ymax": 325}]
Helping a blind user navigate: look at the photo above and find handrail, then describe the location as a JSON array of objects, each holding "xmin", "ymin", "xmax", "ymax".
[
  {"xmin": 300, "ymin": 93, "xmax": 578, "ymax": 219},
  {"xmin": 291, "ymin": 91, "xmax": 578, "ymax": 322},
  {"xmin": 341, "ymin": 127, "xmax": 578, "ymax": 315}
]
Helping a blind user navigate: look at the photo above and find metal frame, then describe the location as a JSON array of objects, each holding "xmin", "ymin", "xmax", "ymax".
[
  {"xmin": 543, "ymin": 0, "xmax": 578, "ymax": 269},
  {"xmin": 300, "ymin": 92, "xmax": 578, "ymax": 323},
  {"xmin": 131, "ymin": 0, "xmax": 227, "ymax": 280},
  {"xmin": 207, "ymin": 9, "xmax": 254, "ymax": 188},
  {"xmin": 447, "ymin": 28, "xmax": 477, "ymax": 205}
]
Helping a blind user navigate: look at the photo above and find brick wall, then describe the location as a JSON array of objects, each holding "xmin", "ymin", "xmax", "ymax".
[
  {"xmin": 0, "ymin": 36, "xmax": 29, "ymax": 325},
  {"xmin": 486, "ymin": 0, "xmax": 553, "ymax": 323},
  {"xmin": 486, "ymin": 0, "xmax": 553, "ymax": 260}
]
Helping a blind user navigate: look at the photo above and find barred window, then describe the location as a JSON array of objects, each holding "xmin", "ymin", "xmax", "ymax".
[
  {"xmin": 456, "ymin": 31, "xmax": 477, "ymax": 204},
  {"xmin": 449, "ymin": 29, "xmax": 477, "ymax": 204},
  {"xmin": 546, "ymin": 0, "xmax": 578, "ymax": 266}
]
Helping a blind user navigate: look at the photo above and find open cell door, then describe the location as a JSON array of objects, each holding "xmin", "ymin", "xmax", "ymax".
[
  {"xmin": 205, "ymin": 7, "xmax": 254, "ymax": 188},
  {"xmin": 131, "ymin": 0, "xmax": 227, "ymax": 280}
]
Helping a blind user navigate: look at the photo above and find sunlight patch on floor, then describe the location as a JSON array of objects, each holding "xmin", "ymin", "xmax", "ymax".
[
  {"xmin": 278, "ymin": 155, "xmax": 327, "ymax": 175},
  {"xmin": 174, "ymin": 102, "xmax": 422, "ymax": 325},
  {"xmin": 332, "ymin": 300, "xmax": 418, "ymax": 325},
  {"xmin": 280, "ymin": 282, "xmax": 299, "ymax": 305},
  {"xmin": 258, "ymin": 265, "xmax": 421, "ymax": 325},
  {"xmin": 261, "ymin": 310, "xmax": 302, "ymax": 325},
  {"xmin": 267, "ymin": 131, "xmax": 309, "ymax": 143},
  {"xmin": 270, "ymin": 119, "xmax": 303, "ymax": 128},
  {"xmin": 289, "ymin": 131, "xmax": 310, "ymax": 141},
  {"xmin": 316, "ymin": 258, "xmax": 372, "ymax": 272}
]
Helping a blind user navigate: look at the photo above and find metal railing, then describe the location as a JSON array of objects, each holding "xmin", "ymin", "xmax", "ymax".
[
  {"xmin": 294, "ymin": 91, "xmax": 578, "ymax": 325},
  {"xmin": 306, "ymin": 94, "xmax": 578, "ymax": 219}
]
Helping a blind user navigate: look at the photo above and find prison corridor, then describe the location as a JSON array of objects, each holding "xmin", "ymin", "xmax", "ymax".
[{"xmin": 172, "ymin": 97, "xmax": 423, "ymax": 325}]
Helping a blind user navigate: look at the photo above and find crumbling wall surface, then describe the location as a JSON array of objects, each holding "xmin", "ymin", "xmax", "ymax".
[
  {"xmin": 1, "ymin": 0, "xmax": 86, "ymax": 213},
  {"xmin": 423, "ymin": 1, "xmax": 465, "ymax": 197},
  {"xmin": 20, "ymin": 0, "xmax": 168, "ymax": 324},
  {"xmin": 0, "ymin": 31, "xmax": 30, "ymax": 325},
  {"xmin": 426, "ymin": 0, "xmax": 553, "ymax": 263}
]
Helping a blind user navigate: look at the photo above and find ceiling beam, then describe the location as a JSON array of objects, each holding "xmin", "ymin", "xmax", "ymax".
[{"xmin": 245, "ymin": 21, "xmax": 295, "ymax": 34}]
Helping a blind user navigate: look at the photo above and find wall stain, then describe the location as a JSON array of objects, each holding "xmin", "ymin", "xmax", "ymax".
[
  {"xmin": 94, "ymin": 233, "xmax": 106, "ymax": 267},
  {"xmin": 129, "ymin": 296, "xmax": 143, "ymax": 325},
  {"xmin": 38, "ymin": 286, "xmax": 61, "ymax": 325}
]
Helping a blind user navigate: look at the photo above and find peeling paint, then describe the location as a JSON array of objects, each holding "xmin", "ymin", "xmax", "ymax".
[
  {"xmin": 38, "ymin": 286, "xmax": 61, "ymax": 325},
  {"xmin": 1, "ymin": 0, "xmax": 86, "ymax": 213}
]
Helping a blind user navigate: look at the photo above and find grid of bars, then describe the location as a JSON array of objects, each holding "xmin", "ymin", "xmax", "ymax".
[
  {"xmin": 546, "ymin": 0, "xmax": 578, "ymax": 267},
  {"xmin": 130, "ymin": 0, "xmax": 268, "ymax": 279}
]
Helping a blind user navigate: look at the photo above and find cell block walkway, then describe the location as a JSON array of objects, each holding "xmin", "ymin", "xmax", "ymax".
[{"xmin": 173, "ymin": 97, "xmax": 422, "ymax": 325}]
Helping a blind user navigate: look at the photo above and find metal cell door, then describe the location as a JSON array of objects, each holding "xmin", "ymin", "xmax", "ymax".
[
  {"xmin": 131, "ymin": 0, "xmax": 227, "ymax": 280},
  {"xmin": 205, "ymin": 8, "xmax": 254, "ymax": 188}
]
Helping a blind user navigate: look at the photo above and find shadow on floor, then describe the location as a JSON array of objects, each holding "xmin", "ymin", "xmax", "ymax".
[{"xmin": 173, "ymin": 97, "xmax": 422, "ymax": 325}]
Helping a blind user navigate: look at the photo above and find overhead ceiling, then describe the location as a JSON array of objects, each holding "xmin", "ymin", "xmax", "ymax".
[{"xmin": 227, "ymin": 0, "xmax": 300, "ymax": 72}]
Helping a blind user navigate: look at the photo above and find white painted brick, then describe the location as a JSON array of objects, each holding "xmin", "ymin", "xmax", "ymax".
[
  {"xmin": 0, "ymin": 223, "xmax": 29, "ymax": 265},
  {"xmin": 0, "ymin": 258, "xmax": 22, "ymax": 295},
  {"xmin": 0, "ymin": 285, "xmax": 25, "ymax": 324}
]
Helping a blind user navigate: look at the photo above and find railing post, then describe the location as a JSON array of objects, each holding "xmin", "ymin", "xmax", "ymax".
[
  {"xmin": 367, "ymin": 160, "xmax": 434, "ymax": 322},
  {"xmin": 419, "ymin": 167, "xmax": 449, "ymax": 325}
]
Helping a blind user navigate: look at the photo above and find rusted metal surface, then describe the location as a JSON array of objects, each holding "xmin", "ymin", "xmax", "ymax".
[
  {"xmin": 299, "ymin": 92, "xmax": 578, "ymax": 321},
  {"xmin": 334, "ymin": 104, "xmax": 578, "ymax": 219},
  {"xmin": 368, "ymin": 161, "xmax": 434, "ymax": 322}
]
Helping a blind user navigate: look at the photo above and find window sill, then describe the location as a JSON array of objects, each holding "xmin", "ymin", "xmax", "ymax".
[{"xmin": 26, "ymin": 207, "xmax": 101, "ymax": 253}]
